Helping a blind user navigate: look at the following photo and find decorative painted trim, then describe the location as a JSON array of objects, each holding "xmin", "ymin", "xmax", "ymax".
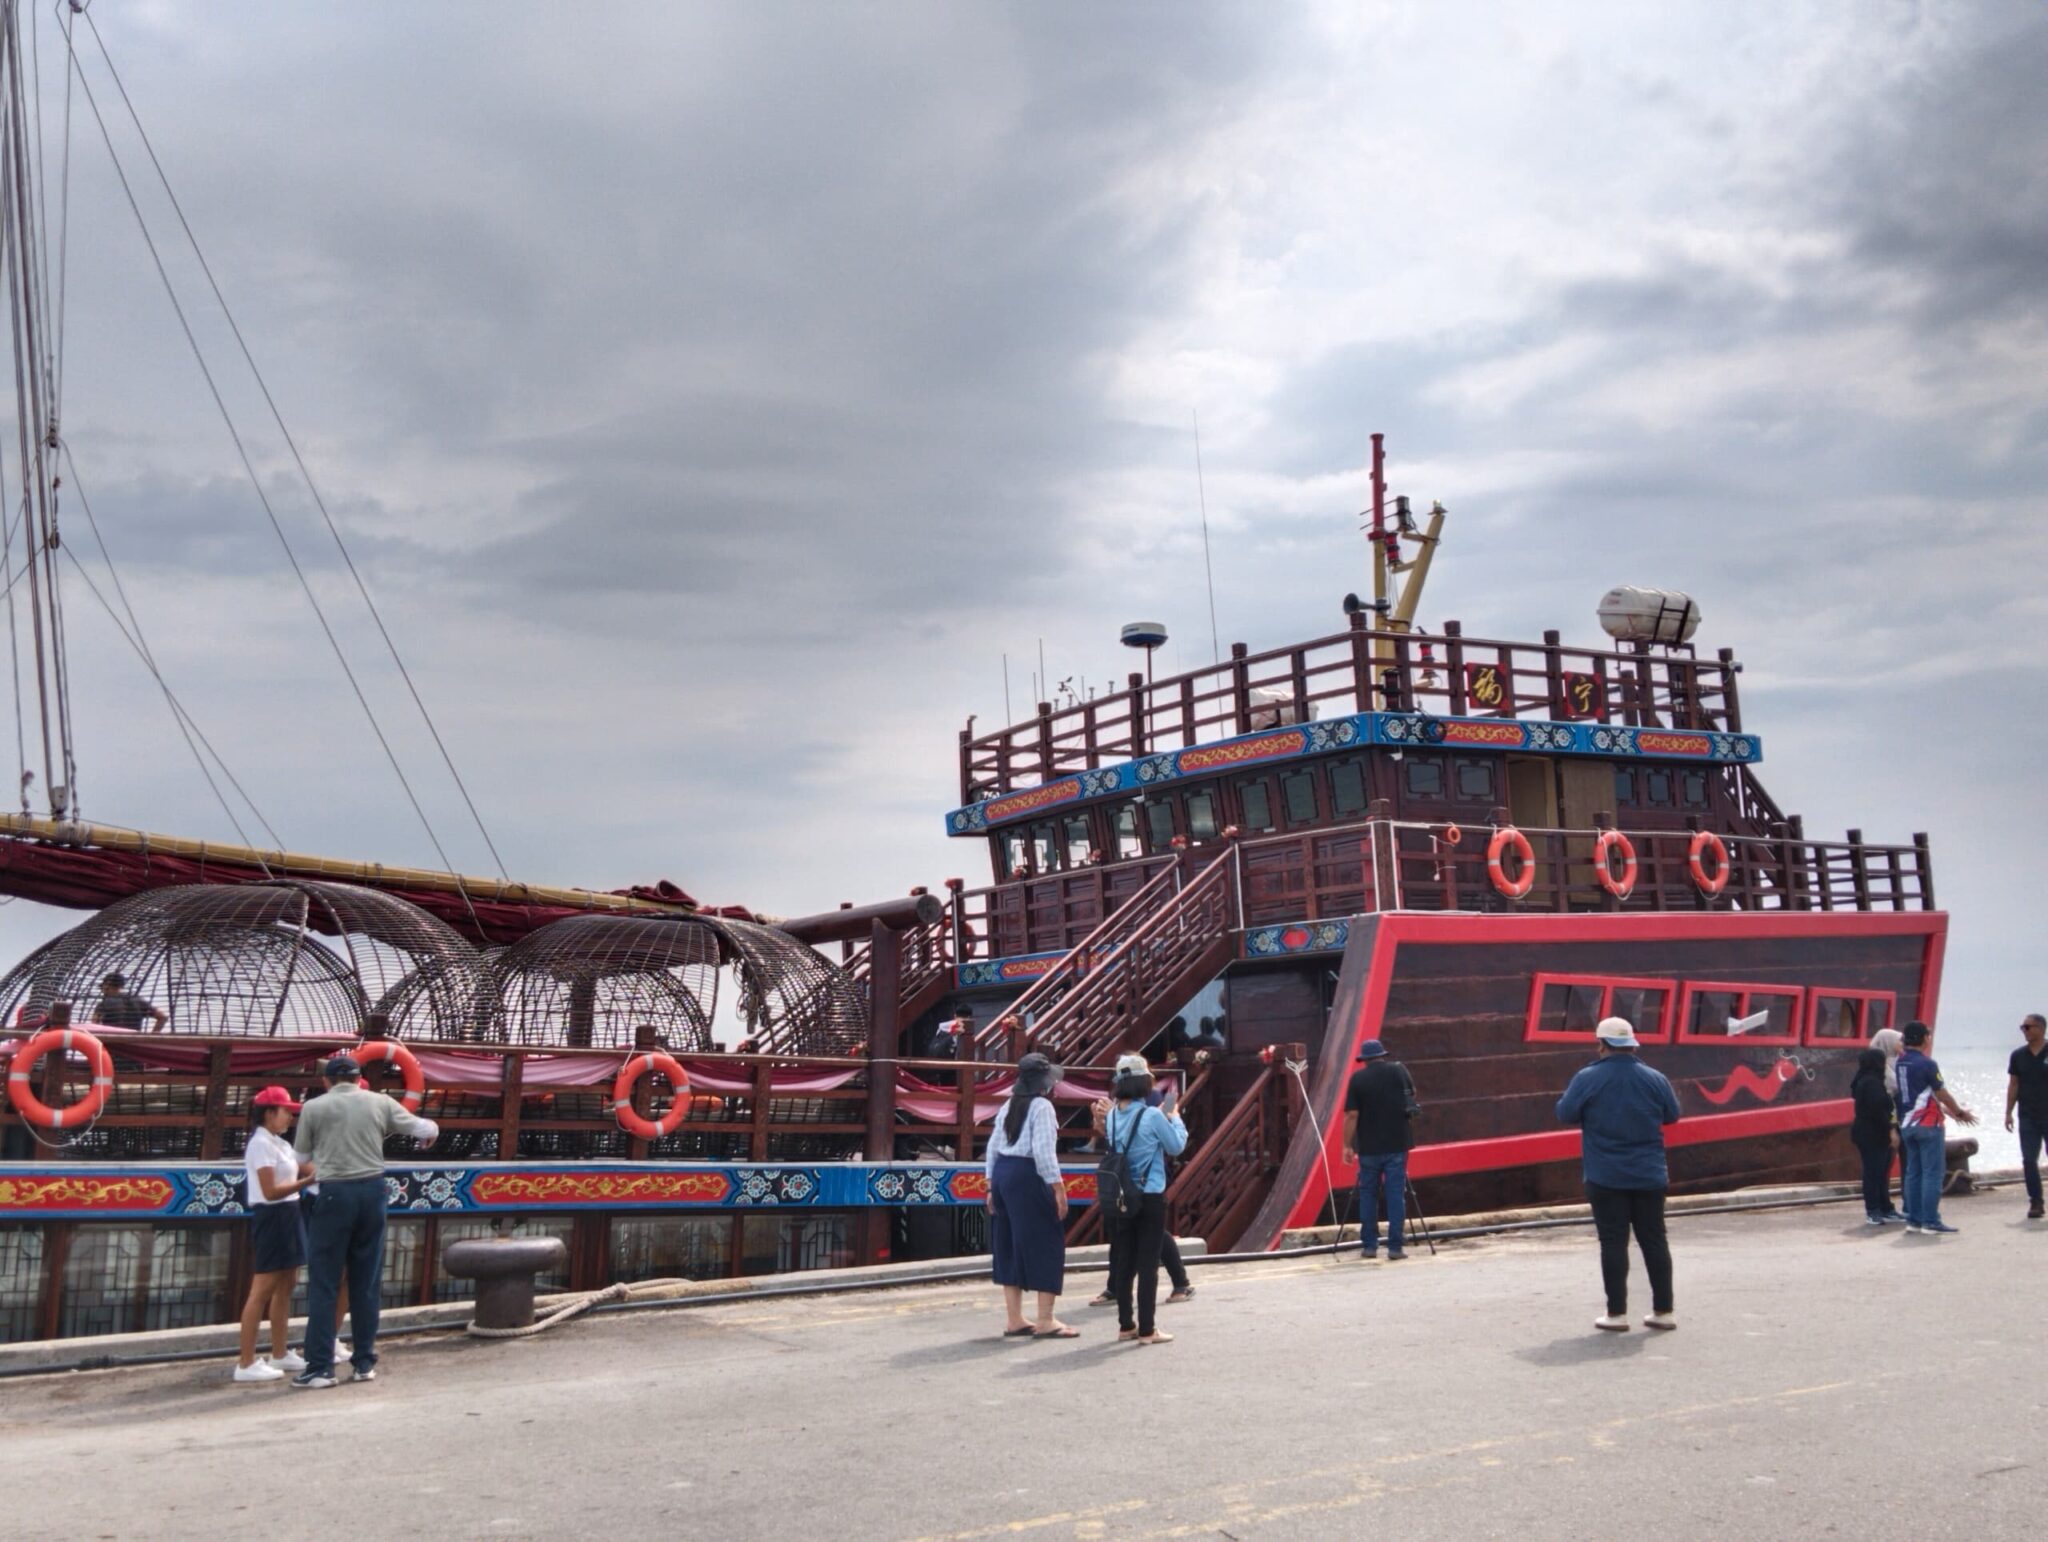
[
  {"xmin": 948, "ymin": 712, "xmax": 1761, "ymax": 833},
  {"xmin": 1243, "ymin": 919, "xmax": 1351, "ymax": 957},
  {"xmin": 0, "ymin": 1160, "xmax": 1099, "ymax": 1220},
  {"xmin": 955, "ymin": 950, "xmax": 1066, "ymax": 989}
]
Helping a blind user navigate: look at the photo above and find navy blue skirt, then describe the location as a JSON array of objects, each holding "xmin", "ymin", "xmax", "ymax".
[
  {"xmin": 250, "ymin": 1201, "xmax": 306, "ymax": 1275},
  {"xmin": 990, "ymin": 1154, "xmax": 1065, "ymax": 1295}
]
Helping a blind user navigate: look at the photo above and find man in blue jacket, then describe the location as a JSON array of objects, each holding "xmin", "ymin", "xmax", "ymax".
[{"xmin": 1556, "ymin": 1016, "xmax": 1682, "ymax": 1333}]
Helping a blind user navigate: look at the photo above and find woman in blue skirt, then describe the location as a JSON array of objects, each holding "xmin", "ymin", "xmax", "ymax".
[
  {"xmin": 984, "ymin": 1052, "xmax": 1076, "ymax": 1339},
  {"xmin": 234, "ymin": 1086, "xmax": 317, "ymax": 1383}
]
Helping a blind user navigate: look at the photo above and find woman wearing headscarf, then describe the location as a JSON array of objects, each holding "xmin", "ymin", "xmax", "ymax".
[
  {"xmin": 1869, "ymin": 1027, "xmax": 1907, "ymax": 1211},
  {"xmin": 1849, "ymin": 1048, "xmax": 1903, "ymax": 1224},
  {"xmin": 984, "ymin": 1052, "xmax": 1077, "ymax": 1339}
]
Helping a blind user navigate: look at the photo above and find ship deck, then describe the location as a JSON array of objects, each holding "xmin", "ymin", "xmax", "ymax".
[{"xmin": 4, "ymin": 1187, "xmax": 2035, "ymax": 1539}]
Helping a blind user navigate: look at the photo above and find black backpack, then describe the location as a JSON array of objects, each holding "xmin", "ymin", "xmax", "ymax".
[{"xmin": 1097, "ymin": 1104, "xmax": 1147, "ymax": 1222}]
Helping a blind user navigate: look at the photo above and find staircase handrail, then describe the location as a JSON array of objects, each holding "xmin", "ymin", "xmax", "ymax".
[
  {"xmin": 970, "ymin": 856, "xmax": 1189, "ymax": 1056},
  {"xmin": 1023, "ymin": 848, "xmax": 1238, "ymax": 1065}
]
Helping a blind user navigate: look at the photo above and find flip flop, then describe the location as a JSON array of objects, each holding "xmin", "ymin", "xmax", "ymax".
[
  {"xmin": 1033, "ymin": 1325, "xmax": 1081, "ymax": 1340},
  {"xmin": 1002, "ymin": 1325, "xmax": 1037, "ymax": 1338}
]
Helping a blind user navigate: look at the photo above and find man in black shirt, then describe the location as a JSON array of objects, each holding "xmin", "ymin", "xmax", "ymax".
[
  {"xmin": 95, "ymin": 973, "xmax": 166, "ymax": 1030},
  {"xmin": 1342, "ymin": 1039, "xmax": 1418, "ymax": 1260},
  {"xmin": 2006, "ymin": 1012, "xmax": 2048, "ymax": 1219}
]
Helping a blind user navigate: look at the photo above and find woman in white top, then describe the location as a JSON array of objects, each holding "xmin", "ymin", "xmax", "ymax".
[
  {"xmin": 235, "ymin": 1086, "xmax": 317, "ymax": 1383},
  {"xmin": 983, "ymin": 1052, "xmax": 1076, "ymax": 1339}
]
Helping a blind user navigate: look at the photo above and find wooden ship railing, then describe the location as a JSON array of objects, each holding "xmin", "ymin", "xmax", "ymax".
[{"xmin": 960, "ymin": 612, "xmax": 1744, "ymax": 803}]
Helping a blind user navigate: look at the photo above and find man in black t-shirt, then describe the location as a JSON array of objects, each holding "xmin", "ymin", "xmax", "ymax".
[
  {"xmin": 1342, "ymin": 1039, "xmax": 1418, "ymax": 1260},
  {"xmin": 95, "ymin": 973, "xmax": 166, "ymax": 1030},
  {"xmin": 2005, "ymin": 1013, "xmax": 2048, "ymax": 1219}
]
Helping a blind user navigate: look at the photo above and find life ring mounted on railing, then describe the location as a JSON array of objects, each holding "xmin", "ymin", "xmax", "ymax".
[
  {"xmin": 351, "ymin": 1038, "xmax": 426, "ymax": 1112},
  {"xmin": 1486, "ymin": 825, "xmax": 1536, "ymax": 900},
  {"xmin": 1688, "ymin": 829, "xmax": 1731, "ymax": 897},
  {"xmin": 1594, "ymin": 829, "xmax": 1638, "ymax": 900},
  {"xmin": 5, "ymin": 1025, "xmax": 116, "ymax": 1130},
  {"xmin": 612, "ymin": 1051, "xmax": 692, "ymax": 1140}
]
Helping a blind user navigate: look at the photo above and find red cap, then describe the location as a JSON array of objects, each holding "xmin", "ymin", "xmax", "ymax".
[{"xmin": 251, "ymin": 1086, "xmax": 301, "ymax": 1112}]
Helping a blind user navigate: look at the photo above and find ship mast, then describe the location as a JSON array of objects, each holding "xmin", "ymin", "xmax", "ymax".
[
  {"xmin": 1364, "ymin": 432, "xmax": 1446, "ymax": 666},
  {"xmin": 0, "ymin": 0, "xmax": 75, "ymax": 820}
]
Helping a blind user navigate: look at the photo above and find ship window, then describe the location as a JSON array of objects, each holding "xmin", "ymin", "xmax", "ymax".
[
  {"xmin": 1404, "ymin": 757, "xmax": 1444, "ymax": 799},
  {"xmin": 1677, "ymin": 981, "xmax": 1805, "ymax": 1047},
  {"xmin": 1002, "ymin": 832, "xmax": 1027, "ymax": 879},
  {"xmin": 1064, "ymin": 816, "xmax": 1093, "ymax": 866},
  {"xmin": 1281, "ymin": 770, "xmax": 1319, "ymax": 825},
  {"xmin": 1805, "ymin": 990, "xmax": 1898, "ymax": 1045},
  {"xmin": 1645, "ymin": 771, "xmax": 1673, "ymax": 807},
  {"xmin": 1328, "ymin": 760, "xmax": 1368, "ymax": 818},
  {"xmin": 1030, "ymin": 823, "xmax": 1060, "ymax": 873},
  {"xmin": 0, "ymin": 1227, "xmax": 44, "ymax": 1344},
  {"xmin": 1454, "ymin": 759, "xmax": 1495, "ymax": 801},
  {"xmin": 1614, "ymin": 768, "xmax": 1636, "ymax": 806},
  {"xmin": 1681, "ymin": 771, "xmax": 1710, "ymax": 808},
  {"xmin": 1238, "ymin": 781, "xmax": 1276, "ymax": 833},
  {"xmin": 1144, "ymin": 800, "xmax": 1176, "ymax": 850},
  {"xmin": 1114, "ymin": 805, "xmax": 1142, "ymax": 860},
  {"xmin": 1186, "ymin": 790, "xmax": 1220, "ymax": 842},
  {"xmin": 1525, "ymin": 973, "xmax": 1677, "ymax": 1044}
]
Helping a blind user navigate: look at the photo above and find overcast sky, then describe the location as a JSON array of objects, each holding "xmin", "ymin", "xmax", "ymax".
[{"xmin": 2, "ymin": 2, "xmax": 2042, "ymax": 1049}]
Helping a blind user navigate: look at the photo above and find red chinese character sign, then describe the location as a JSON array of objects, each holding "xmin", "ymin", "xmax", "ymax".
[
  {"xmin": 1464, "ymin": 662, "xmax": 1508, "ymax": 712},
  {"xmin": 1559, "ymin": 671, "xmax": 1599, "ymax": 720}
]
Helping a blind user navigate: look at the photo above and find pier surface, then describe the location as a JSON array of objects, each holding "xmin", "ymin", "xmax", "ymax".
[{"xmin": 4, "ymin": 1193, "xmax": 2039, "ymax": 1540}]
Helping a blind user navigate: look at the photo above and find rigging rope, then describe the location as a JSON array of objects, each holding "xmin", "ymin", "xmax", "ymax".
[
  {"xmin": 78, "ymin": 9, "xmax": 510, "ymax": 883},
  {"xmin": 59, "ymin": 442, "xmax": 283, "ymax": 852},
  {"xmin": 64, "ymin": 45, "xmax": 485, "ymax": 933},
  {"xmin": 60, "ymin": 546, "xmax": 276, "ymax": 862}
]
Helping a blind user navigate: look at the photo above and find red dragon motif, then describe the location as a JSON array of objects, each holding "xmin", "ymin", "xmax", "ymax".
[{"xmin": 1697, "ymin": 1057, "xmax": 1803, "ymax": 1107}]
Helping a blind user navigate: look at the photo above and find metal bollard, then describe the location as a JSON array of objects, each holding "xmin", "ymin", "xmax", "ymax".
[{"xmin": 443, "ymin": 1236, "xmax": 570, "ymax": 1331}]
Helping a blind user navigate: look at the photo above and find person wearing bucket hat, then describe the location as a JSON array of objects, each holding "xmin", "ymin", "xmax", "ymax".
[
  {"xmin": 1556, "ymin": 1016, "xmax": 1681, "ymax": 1332},
  {"xmin": 234, "ymin": 1087, "xmax": 316, "ymax": 1383},
  {"xmin": 1343, "ymin": 1039, "xmax": 1419, "ymax": 1260}
]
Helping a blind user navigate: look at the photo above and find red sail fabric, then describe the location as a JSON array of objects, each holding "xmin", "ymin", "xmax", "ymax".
[{"xmin": 0, "ymin": 834, "xmax": 746, "ymax": 945}]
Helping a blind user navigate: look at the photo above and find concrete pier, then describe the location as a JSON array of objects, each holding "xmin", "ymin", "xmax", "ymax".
[{"xmin": 2, "ymin": 1187, "xmax": 2039, "ymax": 1539}]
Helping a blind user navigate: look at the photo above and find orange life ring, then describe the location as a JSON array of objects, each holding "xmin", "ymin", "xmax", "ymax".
[
  {"xmin": 1688, "ymin": 830, "xmax": 1731, "ymax": 896},
  {"xmin": 1435, "ymin": 823, "xmax": 1463, "ymax": 847},
  {"xmin": 1487, "ymin": 826, "xmax": 1536, "ymax": 899},
  {"xmin": 5, "ymin": 1026, "xmax": 115, "ymax": 1129},
  {"xmin": 1594, "ymin": 829, "xmax": 1638, "ymax": 899},
  {"xmin": 350, "ymin": 1039, "xmax": 426, "ymax": 1112},
  {"xmin": 612, "ymin": 1051, "xmax": 692, "ymax": 1140}
]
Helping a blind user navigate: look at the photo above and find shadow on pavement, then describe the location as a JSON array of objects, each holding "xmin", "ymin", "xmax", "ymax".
[{"xmin": 1514, "ymin": 1332, "xmax": 1651, "ymax": 1367}]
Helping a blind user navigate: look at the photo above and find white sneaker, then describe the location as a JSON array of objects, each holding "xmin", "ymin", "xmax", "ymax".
[
  {"xmin": 1644, "ymin": 1312, "xmax": 1677, "ymax": 1331},
  {"xmin": 233, "ymin": 1360, "xmax": 285, "ymax": 1383},
  {"xmin": 273, "ymin": 1351, "xmax": 307, "ymax": 1373},
  {"xmin": 1594, "ymin": 1314, "xmax": 1630, "ymax": 1333}
]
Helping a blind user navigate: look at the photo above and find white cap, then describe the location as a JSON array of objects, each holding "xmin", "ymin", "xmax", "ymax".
[
  {"xmin": 1113, "ymin": 1053, "xmax": 1150, "ymax": 1078},
  {"xmin": 1595, "ymin": 1016, "xmax": 1639, "ymax": 1048}
]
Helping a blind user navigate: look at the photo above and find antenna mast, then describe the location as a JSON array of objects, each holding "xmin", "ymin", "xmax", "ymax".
[{"xmin": 1363, "ymin": 432, "xmax": 1447, "ymax": 667}]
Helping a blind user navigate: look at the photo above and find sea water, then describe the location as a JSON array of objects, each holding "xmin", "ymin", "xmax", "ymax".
[{"xmin": 1933, "ymin": 1038, "xmax": 2025, "ymax": 1172}]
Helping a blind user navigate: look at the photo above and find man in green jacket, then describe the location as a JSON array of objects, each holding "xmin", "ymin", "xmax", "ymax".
[{"xmin": 291, "ymin": 1054, "xmax": 439, "ymax": 1389}]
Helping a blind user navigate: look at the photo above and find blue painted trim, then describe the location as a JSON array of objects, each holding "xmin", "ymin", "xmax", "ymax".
[
  {"xmin": 946, "ymin": 712, "xmax": 1760, "ymax": 834},
  {"xmin": 1243, "ymin": 919, "xmax": 1352, "ymax": 958},
  {"xmin": 0, "ymin": 1160, "xmax": 1097, "ymax": 1220}
]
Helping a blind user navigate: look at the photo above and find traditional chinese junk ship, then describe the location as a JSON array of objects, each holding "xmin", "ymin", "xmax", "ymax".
[{"xmin": 0, "ymin": 9, "xmax": 1939, "ymax": 1343}]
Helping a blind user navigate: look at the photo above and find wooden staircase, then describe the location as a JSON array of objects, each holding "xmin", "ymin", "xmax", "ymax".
[
  {"xmin": 972, "ymin": 847, "xmax": 1240, "ymax": 1069},
  {"xmin": 841, "ymin": 904, "xmax": 955, "ymax": 1036}
]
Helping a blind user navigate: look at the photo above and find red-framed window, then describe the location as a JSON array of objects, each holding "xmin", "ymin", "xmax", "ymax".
[
  {"xmin": 1806, "ymin": 990, "xmax": 1897, "ymax": 1045},
  {"xmin": 1526, "ymin": 974, "xmax": 1677, "ymax": 1045},
  {"xmin": 1676, "ymin": 981, "xmax": 1805, "ymax": 1047}
]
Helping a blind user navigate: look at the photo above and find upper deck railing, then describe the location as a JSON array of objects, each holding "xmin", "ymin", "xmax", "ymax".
[{"xmin": 959, "ymin": 613, "xmax": 1742, "ymax": 803}]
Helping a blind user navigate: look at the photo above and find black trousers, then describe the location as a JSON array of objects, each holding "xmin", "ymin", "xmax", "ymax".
[
  {"xmin": 1852, "ymin": 1133, "xmax": 1895, "ymax": 1218},
  {"xmin": 1159, "ymin": 1230, "xmax": 1188, "ymax": 1292},
  {"xmin": 1585, "ymin": 1182, "xmax": 1672, "ymax": 1316},
  {"xmin": 1108, "ymin": 1194, "xmax": 1168, "ymax": 1336}
]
